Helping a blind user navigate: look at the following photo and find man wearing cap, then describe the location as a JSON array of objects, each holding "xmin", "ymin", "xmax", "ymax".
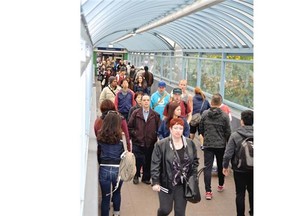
[
  {"xmin": 163, "ymin": 87, "xmax": 192, "ymax": 123},
  {"xmin": 99, "ymin": 76, "xmax": 121, "ymax": 105},
  {"xmin": 150, "ymin": 81, "xmax": 170, "ymax": 120}
]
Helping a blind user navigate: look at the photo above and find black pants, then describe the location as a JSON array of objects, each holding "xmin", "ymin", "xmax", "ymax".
[
  {"xmin": 233, "ymin": 171, "xmax": 253, "ymax": 216},
  {"xmin": 119, "ymin": 112, "xmax": 129, "ymax": 122},
  {"xmin": 132, "ymin": 145, "xmax": 153, "ymax": 181},
  {"xmin": 203, "ymin": 147, "xmax": 225, "ymax": 192},
  {"xmin": 157, "ymin": 184, "xmax": 187, "ymax": 216}
]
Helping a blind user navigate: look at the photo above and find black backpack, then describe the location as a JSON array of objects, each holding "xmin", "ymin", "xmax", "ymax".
[{"xmin": 236, "ymin": 133, "xmax": 253, "ymax": 171}]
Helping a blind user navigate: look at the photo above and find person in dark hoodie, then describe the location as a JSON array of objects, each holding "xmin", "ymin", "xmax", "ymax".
[
  {"xmin": 198, "ymin": 93, "xmax": 231, "ymax": 200},
  {"xmin": 222, "ymin": 110, "xmax": 253, "ymax": 216}
]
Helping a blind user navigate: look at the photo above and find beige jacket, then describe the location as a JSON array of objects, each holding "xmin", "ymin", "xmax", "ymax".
[{"xmin": 99, "ymin": 85, "xmax": 121, "ymax": 104}]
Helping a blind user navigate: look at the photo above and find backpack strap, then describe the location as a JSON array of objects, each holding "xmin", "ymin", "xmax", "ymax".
[
  {"xmin": 105, "ymin": 132, "xmax": 127, "ymax": 196},
  {"xmin": 121, "ymin": 132, "xmax": 128, "ymax": 152}
]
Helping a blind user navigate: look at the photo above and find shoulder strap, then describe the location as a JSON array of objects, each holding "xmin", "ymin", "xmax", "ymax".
[
  {"xmin": 170, "ymin": 137, "xmax": 188, "ymax": 177},
  {"xmin": 152, "ymin": 93, "xmax": 167, "ymax": 110},
  {"xmin": 108, "ymin": 85, "xmax": 116, "ymax": 96},
  {"xmin": 121, "ymin": 132, "xmax": 128, "ymax": 152},
  {"xmin": 172, "ymin": 138, "xmax": 205, "ymax": 179},
  {"xmin": 199, "ymin": 101, "xmax": 205, "ymax": 113},
  {"xmin": 106, "ymin": 132, "xmax": 128, "ymax": 196}
]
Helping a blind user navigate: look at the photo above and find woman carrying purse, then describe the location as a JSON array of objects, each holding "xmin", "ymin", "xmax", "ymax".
[{"xmin": 151, "ymin": 118, "xmax": 199, "ymax": 216}]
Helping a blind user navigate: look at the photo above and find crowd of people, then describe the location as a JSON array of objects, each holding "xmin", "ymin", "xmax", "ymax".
[{"xmin": 95, "ymin": 62, "xmax": 253, "ymax": 216}]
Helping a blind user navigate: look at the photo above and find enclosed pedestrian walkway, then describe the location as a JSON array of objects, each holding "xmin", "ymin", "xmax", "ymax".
[
  {"xmin": 80, "ymin": 1, "xmax": 254, "ymax": 215},
  {"xmin": 83, "ymin": 78, "xmax": 250, "ymax": 216}
]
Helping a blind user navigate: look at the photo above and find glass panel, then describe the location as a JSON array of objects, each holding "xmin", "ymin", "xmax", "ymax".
[
  {"xmin": 173, "ymin": 56, "xmax": 183, "ymax": 82},
  {"xmin": 129, "ymin": 52, "xmax": 254, "ymax": 110},
  {"xmin": 140, "ymin": 55, "xmax": 146, "ymax": 67},
  {"xmin": 162, "ymin": 56, "xmax": 171, "ymax": 79},
  {"xmin": 148, "ymin": 54, "xmax": 155, "ymax": 75},
  {"xmin": 201, "ymin": 59, "xmax": 221, "ymax": 94},
  {"xmin": 225, "ymin": 62, "xmax": 253, "ymax": 109},
  {"xmin": 186, "ymin": 58, "xmax": 197, "ymax": 87},
  {"xmin": 171, "ymin": 57, "xmax": 182, "ymax": 82}
]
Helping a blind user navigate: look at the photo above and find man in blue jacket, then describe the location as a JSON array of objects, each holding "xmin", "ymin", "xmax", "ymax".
[{"xmin": 150, "ymin": 81, "xmax": 170, "ymax": 120}]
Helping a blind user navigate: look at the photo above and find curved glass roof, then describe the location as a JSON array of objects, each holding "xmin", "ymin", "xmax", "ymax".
[{"xmin": 81, "ymin": 0, "xmax": 253, "ymax": 53}]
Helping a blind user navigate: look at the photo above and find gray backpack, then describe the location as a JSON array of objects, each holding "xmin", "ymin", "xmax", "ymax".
[
  {"xmin": 106, "ymin": 133, "xmax": 136, "ymax": 196},
  {"xmin": 236, "ymin": 133, "xmax": 253, "ymax": 171}
]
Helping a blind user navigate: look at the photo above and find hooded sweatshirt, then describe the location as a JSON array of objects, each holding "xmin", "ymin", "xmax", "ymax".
[
  {"xmin": 199, "ymin": 107, "xmax": 231, "ymax": 148},
  {"xmin": 222, "ymin": 125, "xmax": 253, "ymax": 172}
]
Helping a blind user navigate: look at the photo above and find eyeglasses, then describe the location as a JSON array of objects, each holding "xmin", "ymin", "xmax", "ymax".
[{"xmin": 172, "ymin": 126, "xmax": 184, "ymax": 130}]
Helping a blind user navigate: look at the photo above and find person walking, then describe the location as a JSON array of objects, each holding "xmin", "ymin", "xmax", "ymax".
[
  {"xmin": 128, "ymin": 94, "xmax": 161, "ymax": 185},
  {"xmin": 190, "ymin": 87, "xmax": 210, "ymax": 140},
  {"xmin": 158, "ymin": 101, "xmax": 190, "ymax": 140},
  {"xmin": 94, "ymin": 99, "xmax": 131, "ymax": 152},
  {"xmin": 150, "ymin": 81, "xmax": 170, "ymax": 120},
  {"xmin": 114, "ymin": 79, "xmax": 136, "ymax": 121},
  {"xmin": 170, "ymin": 79, "xmax": 193, "ymax": 112},
  {"xmin": 222, "ymin": 110, "xmax": 253, "ymax": 216},
  {"xmin": 198, "ymin": 93, "xmax": 231, "ymax": 200},
  {"xmin": 217, "ymin": 93, "xmax": 233, "ymax": 122},
  {"xmin": 127, "ymin": 91, "xmax": 143, "ymax": 121},
  {"xmin": 97, "ymin": 111, "xmax": 126, "ymax": 216},
  {"xmin": 133, "ymin": 75, "xmax": 148, "ymax": 95},
  {"xmin": 99, "ymin": 76, "xmax": 121, "ymax": 104},
  {"xmin": 163, "ymin": 88, "xmax": 192, "ymax": 122},
  {"xmin": 142, "ymin": 65, "xmax": 154, "ymax": 95},
  {"xmin": 151, "ymin": 118, "xmax": 199, "ymax": 216}
]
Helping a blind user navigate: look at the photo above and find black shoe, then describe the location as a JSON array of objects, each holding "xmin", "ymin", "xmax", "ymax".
[
  {"xmin": 133, "ymin": 176, "xmax": 139, "ymax": 184},
  {"xmin": 142, "ymin": 179, "xmax": 151, "ymax": 185}
]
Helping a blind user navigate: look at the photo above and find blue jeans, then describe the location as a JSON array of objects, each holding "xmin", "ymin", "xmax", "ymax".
[{"xmin": 99, "ymin": 166, "xmax": 123, "ymax": 216}]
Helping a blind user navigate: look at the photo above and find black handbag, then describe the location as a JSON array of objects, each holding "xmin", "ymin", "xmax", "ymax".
[
  {"xmin": 170, "ymin": 138, "xmax": 205, "ymax": 203},
  {"xmin": 183, "ymin": 167, "xmax": 204, "ymax": 203},
  {"xmin": 189, "ymin": 101, "xmax": 205, "ymax": 127},
  {"xmin": 190, "ymin": 113, "xmax": 201, "ymax": 127}
]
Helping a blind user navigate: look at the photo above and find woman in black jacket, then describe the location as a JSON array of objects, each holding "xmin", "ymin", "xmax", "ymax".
[{"xmin": 151, "ymin": 118, "xmax": 199, "ymax": 216}]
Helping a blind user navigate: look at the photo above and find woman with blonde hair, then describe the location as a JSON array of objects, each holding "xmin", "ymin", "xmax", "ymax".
[{"xmin": 190, "ymin": 87, "xmax": 210, "ymax": 140}]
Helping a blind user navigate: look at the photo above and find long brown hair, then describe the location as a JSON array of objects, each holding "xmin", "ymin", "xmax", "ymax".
[
  {"xmin": 166, "ymin": 101, "xmax": 181, "ymax": 128},
  {"xmin": 97, "ymin": 111, "xmax": 122, "ymax": 144}
]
